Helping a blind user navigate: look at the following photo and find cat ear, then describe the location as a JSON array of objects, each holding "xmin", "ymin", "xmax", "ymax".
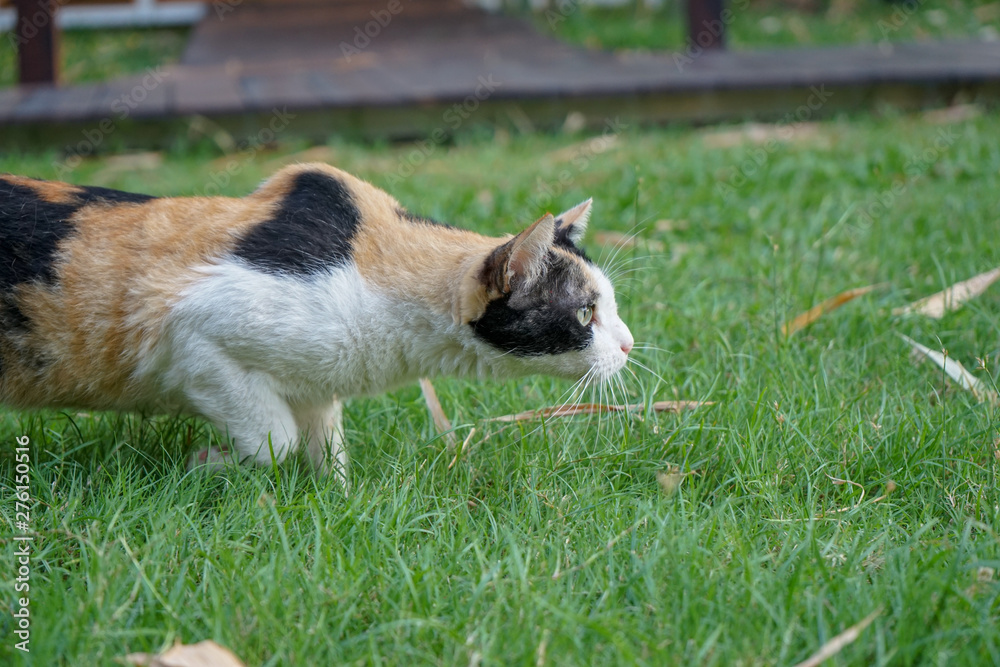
[
  {"xmin": 504, "ymin": 213, "xmax": 556, "ymax": 290},
  {"xmin": 455, "ymin": 214, "xmax": 555, "ymax": 324},
  {"xmin": 554, "ymin": 198, "xmax": 592, "ymax": 246}
]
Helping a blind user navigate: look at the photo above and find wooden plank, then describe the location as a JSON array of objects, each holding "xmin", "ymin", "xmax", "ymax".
[
  {"xmin": 239, "ymin": 70, "xmax": 324, "ymax": 110},
  {"xmin": 99, "ymin": 71, "xmax": 172, "ymax": 119},
  {"xmin": 50, "ymin": 82, "xmax": 104, "ymax": 119},
  {"xmin": 11, "ymin": 85, "xmax": 61, "ymax": 121},
  {"xmin": 306, "ymin": 66, "xmax": 414, "ymax": 107},
  {"xmin": 173, "ymin": 66, "xmax": 244, "ymax": 114},
  {"xmin": 0, "ymin": 85, "xmax": 25, "ymax": 117}
]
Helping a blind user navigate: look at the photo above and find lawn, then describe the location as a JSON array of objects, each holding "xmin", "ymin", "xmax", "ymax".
[{"xmin": 1, "ymin": 106, "xmax": 999, "ymax": 665}]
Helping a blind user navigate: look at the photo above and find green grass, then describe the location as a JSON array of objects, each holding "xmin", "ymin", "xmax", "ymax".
[
  {"xmin": 2, "ymin": 111, "xmax": 1000, "ymax": 665},
  {"xmin": 0, "ymin": 27, "xmax": 188, "ymax": 88}
]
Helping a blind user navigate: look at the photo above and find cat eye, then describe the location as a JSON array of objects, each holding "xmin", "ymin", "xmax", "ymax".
[{"xmin": 576, "ymin": 305, "xmax": 594, "ymax": 327}]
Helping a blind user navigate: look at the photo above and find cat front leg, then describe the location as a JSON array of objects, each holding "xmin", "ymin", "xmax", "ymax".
[
  {"xmin": 296, "ymin": 399, "xmax": 349, "ymax": 489},
  {"xmin": 181, "ymin": 365, "xmax": 300, "ymax": 470}
]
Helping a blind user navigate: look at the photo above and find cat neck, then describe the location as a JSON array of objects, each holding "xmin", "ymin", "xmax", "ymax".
[{"xmin": 352, "ymin": 214, "xmax": 499, "ymax": 326}]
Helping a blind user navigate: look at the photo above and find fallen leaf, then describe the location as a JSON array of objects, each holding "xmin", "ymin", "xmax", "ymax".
[
  {"xmin": 186, "ymin": 115, "xmax": 236, "ymax": 153},
  {"xmin": 654, "ymin": 219, "xmax": 689, "ymax": 233},
  {"xmin": 104, "ymin": 152, "xmax": 163, "ymax": 171},
  {"xmin": 782, "ymin": 285, "xmax": 881, "ymax": 336},
  {"xmin": 792, "ymin": 608, "xmax": 882, "ymax": 667},
  {"xmin": 562, "ymin": 111, "xmax": 587, "ymax": 133},
  {"xmin": 702, "ymin": 122, "xmax": 822, "ymax": 149},
  {"xmin": 90, "ymin": 152, "xmax": 164, "ymax": 185},
  {"xmin": 921, "ymin": 103, "xmax": 982, "ymax": 125},
  {"xmin": 448, "ymin": 427, "xmax": 478, "ymax": 470},
  {"xmin": 656, "ymin": 467, "xmax": 686, "ymax": 496},
  {"xmin": 486, "ymin": 401, "xmax": 710, "ymax": 423},
  {"xmin": 419, "ymin": 377, "xmax": 456, "ymax": 446},
  {"xmin": 545, "ymin": 134, "xmax": 619, "ymax": 163},
  {"xmin": 974, "ymin": 2, "xmax": 1000, "ymax": 21},
  {"xmin": 893, "ymin": 267, "xmax": 1000, "ymax": 318},
  {"xmin": 124, "ymin": 640, "xmax": 246, "ymax": 667},
  {"xmin": 899, "ymin": 334, "xmax": 998, "ymax": 405}
]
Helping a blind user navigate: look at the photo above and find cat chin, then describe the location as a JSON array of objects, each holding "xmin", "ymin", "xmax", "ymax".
[{"xmin": 496, "ymin": 349, "xmax": 623, "ymax": 385}]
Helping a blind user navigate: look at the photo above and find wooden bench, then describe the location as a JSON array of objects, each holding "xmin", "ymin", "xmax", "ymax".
[{"xmin": 6, "ymin": 0, "xmax": 726, "ymax": 86}]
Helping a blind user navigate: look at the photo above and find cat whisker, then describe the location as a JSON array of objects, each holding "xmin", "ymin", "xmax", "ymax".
[
  {"xmin": 608, "ymin": 267, "xmax": 646, "ymax": 283},
  {"xmin": 607, "ymin": 372, "xmax": 628, "ymax": 436},
  {"xmin": 631, "ymin": 342, "xmax": 668, "ymax": 352},
  {"xmin": 605, "ymin": 266, "xmax": 651, "ymax": 283},
  {"xmin": 563, "ymin": 370, "xmax": 596, "ymax": 412},
  {"xmin": 603, "ymin": 254, "xmax": 651, "ymax": 275},
  {"xmin": 607, "ymin": 222, "xmax": 650, "ymax": 251},
  {"xmin": 626, "ymin": 358, "xmax": 672, "ymax": 388},
  {"xmin": 623, "ymin": 364, "xmax": 643, "ymax": 386},
  {"xmin": 602, "ymin": 254, "xmax": 652, "ymax": 279},
  {"xmin": 601, "ymin": 246, "xmax": 646, "ymax": 286},
  {"xmin": 596, "ymin": 222, "xmax": 646, "ymax": 268}
]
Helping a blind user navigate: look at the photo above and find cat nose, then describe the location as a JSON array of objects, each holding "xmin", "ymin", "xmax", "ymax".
[{"xmin": 618, "ymin": 325, "xmax": 634, "ymax": 355}]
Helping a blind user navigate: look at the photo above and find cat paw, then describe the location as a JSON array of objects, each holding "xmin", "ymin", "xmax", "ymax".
[{"xmin": 187, "ymin": 445, "xmax": 235, "ymax": 472}]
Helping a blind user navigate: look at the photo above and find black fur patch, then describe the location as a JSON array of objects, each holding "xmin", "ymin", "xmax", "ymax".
[
  {"xmin": 234, "ymin": 171, "xmax": 362, "ymax": 276},
  {"xmin": 0, "ymin": 177, "xmax": 157, "ymax": 374},
  {"xmin": 0, "ymin": 177, "xmax": 155, "ymax": 291},
  {"xmin": 471, "ymin": 251, "xmax": 596, "ymax": 356},
  {"xmin": 553, "ymin": 218, "xmax": 590, "ymax": 262},
  {"xmin": 0, "ymin": 179, "xmax": 83, "ymax": 290},
  {"xmin": 78, "ymin": 185, "xmax": 157, "ymax": 206},
  {"xmin": 0, "ymin": 178, "xmax": 79, "ymax": 375}
]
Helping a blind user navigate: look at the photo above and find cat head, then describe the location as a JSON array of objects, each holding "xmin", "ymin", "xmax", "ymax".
[{"xmin": 458, "ymin": 199, "xmax": 633, "ymax": 383}]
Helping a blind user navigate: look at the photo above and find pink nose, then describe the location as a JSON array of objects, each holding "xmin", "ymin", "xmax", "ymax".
[{"xmin": 621, "ymin": 341, "xmax": 633, "ymax": 355}]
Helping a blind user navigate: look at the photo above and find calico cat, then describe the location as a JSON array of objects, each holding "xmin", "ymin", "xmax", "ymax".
[{"xmin": 0, "ymin": 163, "xmax": 633, "ymax": 484}]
